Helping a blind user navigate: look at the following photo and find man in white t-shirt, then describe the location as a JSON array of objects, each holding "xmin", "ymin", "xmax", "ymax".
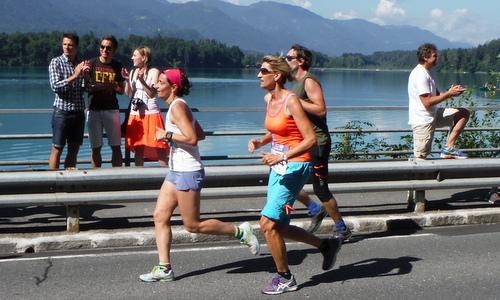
[{"xmin": 408, "ymin": 43, "xmax": 469, "ymax": 159}]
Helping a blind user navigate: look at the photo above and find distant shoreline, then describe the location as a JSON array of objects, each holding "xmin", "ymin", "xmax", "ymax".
[
  {"xmin": 312, "ymin": 67, "xmax": 411, "ymax": 73},
  {"xmin": 310, "ymin": 67, "xmax": 488, "ymax": 74}
]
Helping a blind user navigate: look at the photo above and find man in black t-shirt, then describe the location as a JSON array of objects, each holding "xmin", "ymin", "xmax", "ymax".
[{"xmin": 86, "ymin": 35, "xmax": 125, "ymax": 167}]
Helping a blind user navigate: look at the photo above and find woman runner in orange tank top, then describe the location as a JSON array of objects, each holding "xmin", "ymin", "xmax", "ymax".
[{"xmin": 247, "ymin": 55, "xmax": 342, "ymax": 295}]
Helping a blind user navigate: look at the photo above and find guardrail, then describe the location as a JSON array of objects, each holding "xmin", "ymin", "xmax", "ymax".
[{"xmin": 0, "ymin": 158, "xmax": 499, "ymax": 232}]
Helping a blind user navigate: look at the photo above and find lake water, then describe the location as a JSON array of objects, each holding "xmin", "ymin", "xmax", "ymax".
[{"xmin": 0, "ymin": 67, "xmax": 497, "ymax": 169}]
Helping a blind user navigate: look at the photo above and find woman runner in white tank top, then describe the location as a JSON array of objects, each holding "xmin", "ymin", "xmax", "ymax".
[
  {"xmin": 163, "ymin": 97, "xmax": 202, "ymax": 171},
  {"xmin": 139, "ymin": 68, "xmax": 260, "ymax": 283}
]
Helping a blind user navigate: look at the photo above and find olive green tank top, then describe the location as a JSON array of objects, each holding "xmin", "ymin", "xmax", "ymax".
[{"xmin": 291, "ymin": 72, "xmax": 330, "ymax": 146}]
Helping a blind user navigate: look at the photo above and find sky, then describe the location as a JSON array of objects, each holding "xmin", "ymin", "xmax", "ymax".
[{"xmin": 170, "ymin": 0, "xmax": 499, "ymax": 46}]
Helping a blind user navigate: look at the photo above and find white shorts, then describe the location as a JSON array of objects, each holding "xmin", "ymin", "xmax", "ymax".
[{"xmin": 87, "ymin": 110, "xmax": 121, "ymax": 148}]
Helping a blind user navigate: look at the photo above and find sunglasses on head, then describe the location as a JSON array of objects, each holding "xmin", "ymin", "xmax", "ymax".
[
  {"xmin": 285, "ymin": 55, "xmax": 298, "ymax": 62},
  {"xmin": 100, "ymin": 45, "xmax": 113, "ymax": 51},
  {"xmin": 259, "ymin": 67, "xmax": 274, "ymax": 75}
]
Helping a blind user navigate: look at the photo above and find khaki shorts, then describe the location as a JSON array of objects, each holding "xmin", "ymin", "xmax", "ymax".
[{"xmin": 412, "ymin": 108, "xmax": 456, "ymax": 159}]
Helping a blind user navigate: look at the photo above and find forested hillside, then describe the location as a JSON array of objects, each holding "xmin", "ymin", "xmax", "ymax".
[
  {"xmin": 1, "ymin": 31, "xmax": 500, "ymax": 73},
  {"xmin": 0, "ymin": 32, "xmax": 244, "ymax": 68},
  {"xmin": 326, "ymin": 40, "xmax": 500, "ymax": 72}
]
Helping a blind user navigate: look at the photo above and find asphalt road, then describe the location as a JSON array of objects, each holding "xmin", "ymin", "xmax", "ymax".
[{"xmin": 1, "ymin": 224, "xmax": 499, "ymax": 300}]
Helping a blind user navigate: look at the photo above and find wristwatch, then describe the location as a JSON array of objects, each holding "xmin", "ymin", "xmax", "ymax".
[
  {"xmin": 165, "ymin": 131, "xmax": 173, "ymax": 142},
  {"xmin": 281, "ymin": 152, "xmax": 288, "ymax": 162}
]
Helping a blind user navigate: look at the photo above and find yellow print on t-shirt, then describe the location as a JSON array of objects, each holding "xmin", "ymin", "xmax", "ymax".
[{"xmin": 94, "ymin": 67, "xmax": 116, "ymax": 83}]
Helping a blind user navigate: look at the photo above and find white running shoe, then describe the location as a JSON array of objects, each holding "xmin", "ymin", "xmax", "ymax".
[
  {"xmin": 139, "ymin": 265, "xmax": 175, "ymax": 282},
  {"xmin": 239, "ymin": 222, "xmax": 260, "ymax": 255}
]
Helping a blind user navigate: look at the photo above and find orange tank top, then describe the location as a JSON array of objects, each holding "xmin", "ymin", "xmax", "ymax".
[{"xmin": 264, "ymin": 92, "xmax": 310, "ymax": 162}]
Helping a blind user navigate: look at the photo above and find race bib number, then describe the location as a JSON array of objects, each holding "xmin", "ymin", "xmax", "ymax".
[{"xmin": 270, "ymin": 142, "xmax": 288, "ymax": 176}]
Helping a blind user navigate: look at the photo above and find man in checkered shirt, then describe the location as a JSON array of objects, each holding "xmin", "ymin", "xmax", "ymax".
[{"xmin": 48, "ymin": 33, "xmax": 89, "ymax": 170}]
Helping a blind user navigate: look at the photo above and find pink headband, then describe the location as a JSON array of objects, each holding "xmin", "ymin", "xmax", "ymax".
[{"xmin": 163, "ymin": 69, "xmax": 182, "ymax": 89}]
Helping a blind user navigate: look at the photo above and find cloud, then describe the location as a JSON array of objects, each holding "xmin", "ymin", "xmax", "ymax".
[
  {"xmin": 376, "ymin": 0, "xmax": 405, "ymax": 17},
  {"xmin": 430, "ymin": 8, "xmax": 443, "ymax": 18},
  {"xmin": 372, "ymin": 0, "xmax": 406, "ymax": 25},
  {"xmin": 425, "ymin": 8, "xmax": 496, "ymax": 45},
  {"xmin": 333, "ymin": 10, "xmax": 357, "ymax": 20},
  {"xmin": 292, "ymin": 0, "xmax": 312, "ymax": 9}
]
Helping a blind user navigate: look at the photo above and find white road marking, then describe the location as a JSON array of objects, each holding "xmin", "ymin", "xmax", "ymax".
[
  {"xmin": 367, "ymin": 233, "xmax": 434, "ymax": 240},
  {"xmin": 0, "ymin": 245, "xmax": 245, "ymax": 263},
  {"xmin": 0, "ymin": 233, "xmax": 436, "ymax": 263}
]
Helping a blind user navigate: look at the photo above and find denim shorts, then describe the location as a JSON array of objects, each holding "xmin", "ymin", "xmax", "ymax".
[
  {"xmin": 262, "ymin": 162, "xmax": 311, "ymax": 224},
  {"xmin": 51, "ymin": 107, "xmax": 85, "ymax": 148},
  {"xmin": 165, "ymin": 169, "xmax": 205, "ymax": 191}
]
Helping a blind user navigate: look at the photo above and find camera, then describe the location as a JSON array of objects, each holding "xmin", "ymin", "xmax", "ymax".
[{"xmin": 131, "ymin": 98, "xmax": 145, "ymax": 111}]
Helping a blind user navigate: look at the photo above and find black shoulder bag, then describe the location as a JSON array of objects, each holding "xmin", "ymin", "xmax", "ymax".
[{"xmin": 121, "ymin": 68, "xmax": 136, "ymax": 136}]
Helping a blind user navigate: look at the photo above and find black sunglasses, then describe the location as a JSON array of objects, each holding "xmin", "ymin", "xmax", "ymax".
[
  {"xmin": 100, "ymin": 45, "xmax": 113, "ymax": 51},
  {"xmin": 285, "ymin": 55, "xmax": 298, "ymax": 61},
  {"xmin": 259, "ymin": 67, "xmax": 274, "ymax": 75}
]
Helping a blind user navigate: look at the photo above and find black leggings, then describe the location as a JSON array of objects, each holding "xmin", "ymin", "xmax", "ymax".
[{"xmin": 310, "ymin": 141, "xmax": 333, "ymax": 202}]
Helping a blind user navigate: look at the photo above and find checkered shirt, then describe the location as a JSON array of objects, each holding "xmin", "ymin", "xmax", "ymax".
[{"xmin": 48, "ymin": 54, "xmax": 86, "ymax": 111}]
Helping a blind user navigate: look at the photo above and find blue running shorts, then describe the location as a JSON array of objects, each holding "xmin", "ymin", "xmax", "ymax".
[
  {"xmin": 261, "ymin": 162, "xmax": 311, "ymax": 224},
  {"xmin": 165, "ymin": 169, "xmax": 205, "ymax": 191}
]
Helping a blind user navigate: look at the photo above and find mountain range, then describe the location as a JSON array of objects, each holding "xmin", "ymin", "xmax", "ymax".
[{"xmin": 1, "ymin": 0, "xmax": 470, "ymax": 56}]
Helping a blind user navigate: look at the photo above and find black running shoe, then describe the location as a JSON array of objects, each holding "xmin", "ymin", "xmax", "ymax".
[{"xmin": 319, "ymin": 238, "xmax": 342, "ymax": 270}]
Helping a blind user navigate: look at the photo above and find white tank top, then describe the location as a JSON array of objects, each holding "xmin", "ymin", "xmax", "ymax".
[
  {"xmin": 129, "ymin": 68, "xmax": 160, "ymax": 116},
  {"xmin": 165, "ymin": 98, "xmax": 203, "ymax": 171}
]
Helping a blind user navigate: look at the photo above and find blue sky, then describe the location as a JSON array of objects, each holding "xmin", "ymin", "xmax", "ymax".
[{"xmin": 171, "ymin": 0, "xmax": 499, "ymax": 46}]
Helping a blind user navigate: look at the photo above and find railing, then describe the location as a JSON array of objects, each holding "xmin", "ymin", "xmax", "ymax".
[
  {"xmin": 0, "ymin": 106, "xmax": 498, "ymax": 167},
  {"xmin": 1, "ymin": 105, "xmax": 498, "ymax": 113}
]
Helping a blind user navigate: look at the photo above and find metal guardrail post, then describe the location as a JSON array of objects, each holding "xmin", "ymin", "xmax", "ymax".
[
  {"xmin": 66, "ymin": 205, "xmax": 80, "ymax": 233},
  {"xmin": 414, "ymin": 190, "xmax": 426, "ymax": 213},
  {"xmin": 406, "ymin": 189, "xmax": 414, "ymax": 208},
  {"xmin": 406, "ymin": 189, "xmax": 426, "ymax": 213}
]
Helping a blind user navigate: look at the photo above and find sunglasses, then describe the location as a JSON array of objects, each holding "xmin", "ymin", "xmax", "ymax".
[
  {"xmin": 100, "ymin": 45, "xmax": 113, "ymax": 51},
  {"xmin": 259, "ymin": 68, "xmax": 274, "ymax": 75},
  {"xmin": 285, "ymin": 55, "xmax": 298, "ymax": 61}
]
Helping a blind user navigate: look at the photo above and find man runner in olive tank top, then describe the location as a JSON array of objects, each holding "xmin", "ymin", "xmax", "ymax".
[{"xmin": 286, "ymin": 44, "xmax": 352, "ymax": 241}]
